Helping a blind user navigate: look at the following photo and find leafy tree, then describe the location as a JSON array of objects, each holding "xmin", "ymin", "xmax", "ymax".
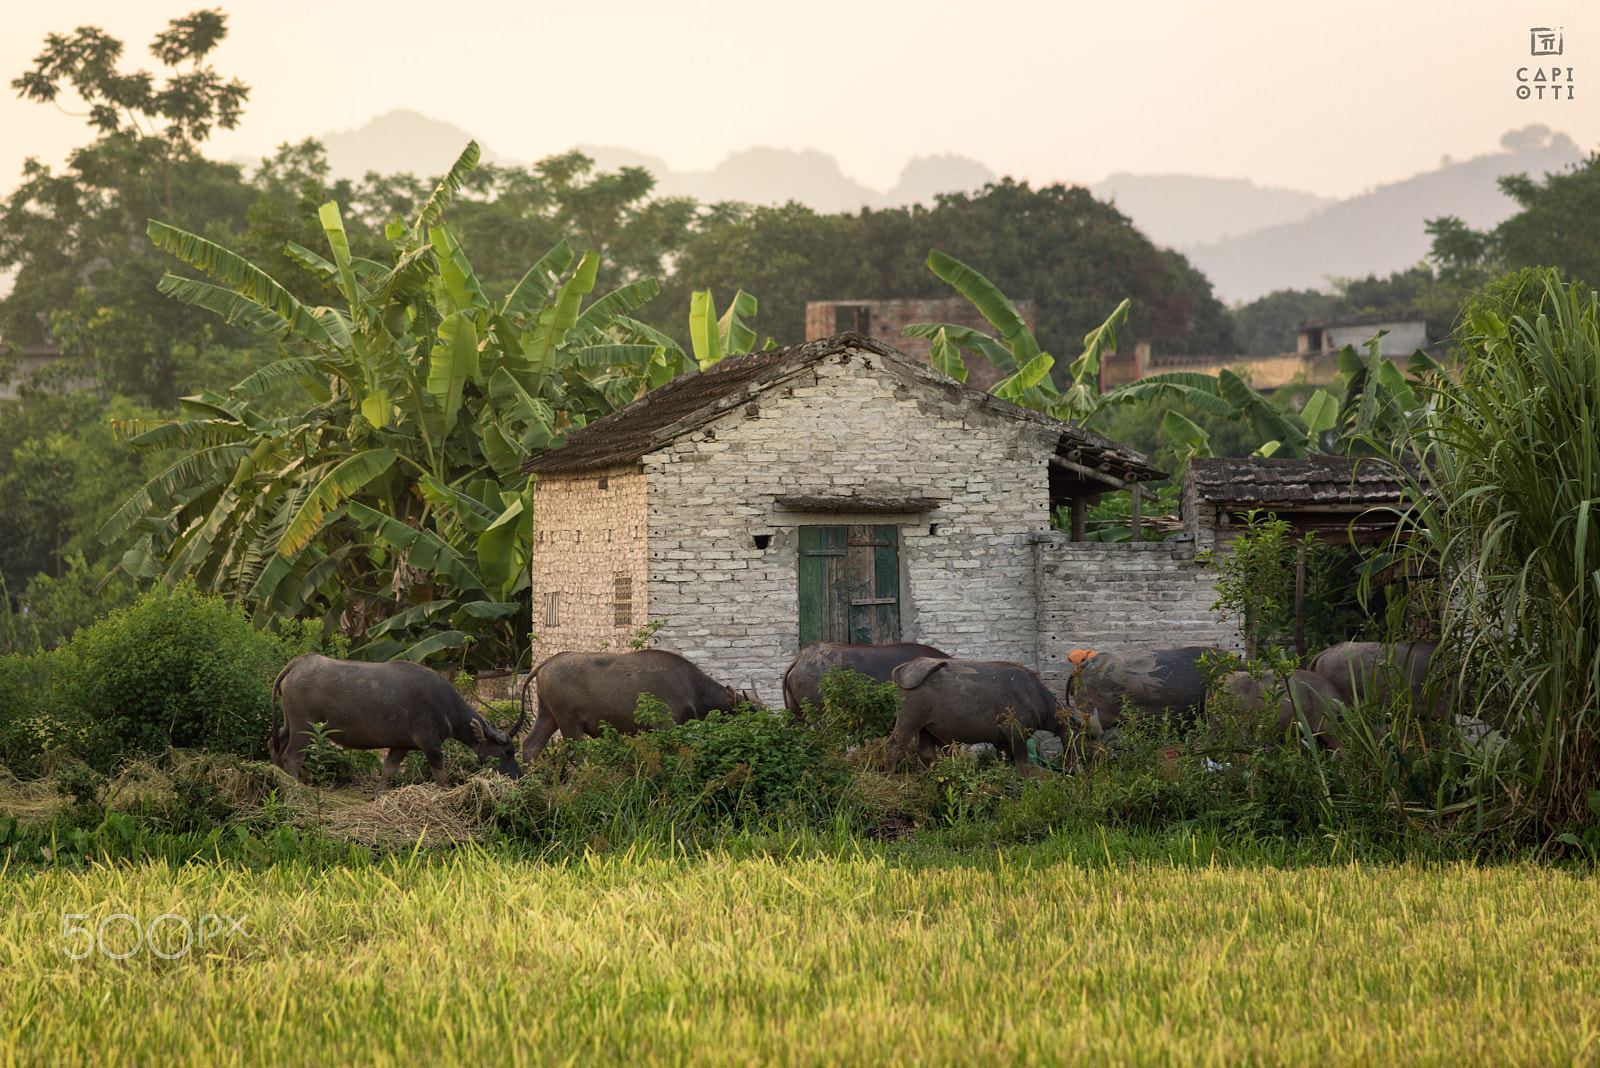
[
  {"xmin": 1427, "ymin": 151, "xmax": 1600, "ymax": 291},
  {"xmin": 1231, "ymin": 289, "xmax": 1334, "ymax": 356},
  {"xmin": 100, "ymin": 142, "xmax": 673, "ymax": 670},
  {"xmin": 1, "ymin": 11, "xmax": 259, "ymax": 407},
  {"xmin": 660, "ymin": 180, "xmax": 1236, "ymax": 362}
]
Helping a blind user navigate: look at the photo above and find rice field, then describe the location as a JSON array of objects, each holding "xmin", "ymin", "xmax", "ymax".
[{"xmin": 3, "ymin": 844, "xmax": 1599, "ymax": 1066}]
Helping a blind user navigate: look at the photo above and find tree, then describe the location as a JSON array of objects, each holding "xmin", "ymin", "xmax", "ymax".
[
  {"xmin": 1426, "ymin": 151, "xmax": 1600, "ymax": 292},
  {"xmin": 1, "ymin": 11, "xmax": 259, "ymax": 407},
  {"xmin": 1231, "ymin": 289, "xmax": 1334, "ymax": 356},
  {"xmin": 659, "ymin": 180, "xmax": 1237, "ymax": 362},
  {"xmin": 101, "ymin": 143, "xmax": 674, "ymax": 670}
]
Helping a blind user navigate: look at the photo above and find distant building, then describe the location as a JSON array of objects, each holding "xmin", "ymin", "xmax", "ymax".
[
  {"xmin": 0, "ymin": 346, "xmax": 96, "ymax": 403},
  {"xmin": 804, "ymin": 298, "xmax": 1036, "ymax": 391},
  {"xmin": 1297, "ymin": 313, "xmax": 1428, "ymax": 358}
]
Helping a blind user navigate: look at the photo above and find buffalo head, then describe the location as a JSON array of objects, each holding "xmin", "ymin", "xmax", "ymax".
[{"xmin": 470, "ymin": 709, "xmax": 527, "ymax": 779}]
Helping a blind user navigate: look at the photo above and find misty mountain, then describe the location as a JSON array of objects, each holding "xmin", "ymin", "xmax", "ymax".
[
  {"xmin": 316, "ymin": 111, "xmax": 999, "ymax": 211},
  {"xmin": 1183, "ymin": 127, "xmax": 1585, "ymax": 303},
  {"xmin": 580, "ymin": 144, "xmax": 996, "ymax": 212},
  {"xmin": 320, "ymin": 109, "xmax": 506, "ymax": 178},
  {"xmin": 1090, "ymin": 174, "xmax": 1334, "ymax": 249}
]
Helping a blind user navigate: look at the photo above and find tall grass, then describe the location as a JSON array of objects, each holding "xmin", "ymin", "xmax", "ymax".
[
  {"xmin": 4, "ymin": 848, "xmax": 1600, "ymax": 1066},
  {"xmin": 1398, "ymin": 270, "xmax": 1600, "ymax": 829}
]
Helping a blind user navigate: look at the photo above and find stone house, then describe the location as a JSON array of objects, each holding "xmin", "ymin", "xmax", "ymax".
[
  {"xmin": 804, "ymin": 298, "xmax": 1037, "ymax": 391},
  {"xmin": 521, "ymin": 333, "xmax": 1251, "ymax": 703}
]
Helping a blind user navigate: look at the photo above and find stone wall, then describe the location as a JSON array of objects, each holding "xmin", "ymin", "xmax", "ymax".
[
  {"xmin": 527, "ymin": 465, "xmax": 650, "ymax": 663},
  {"xmin": 1033, "ymin": 533, "xmax": 1243, "ymax": 694},
  {"xmin": 642, "ymin": 350, "xmax": 1056, "ymax": 703}
]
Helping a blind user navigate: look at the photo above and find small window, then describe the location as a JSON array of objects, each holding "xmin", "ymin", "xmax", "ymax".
[
  {"xmin": 613, "ymin": 574, "xmax": 632, "ymax": 628},
  {"xmin": 543, "ymin": 591, "xmax": 560, "ymax": 628}
]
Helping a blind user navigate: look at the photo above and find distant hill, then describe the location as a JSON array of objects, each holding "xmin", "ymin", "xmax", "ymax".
[
  {"xmin": 319, "ymin": 110, "xmax": 504, "ymax": 178},
  {"xmin": 316, "ymin": 112, "xmax": 999, "ymax": 210},
  {"xmin": 1090, "ymin": 174, "xmax": 1334, "ymax": 249},
  {"xmin": 581, "ymin": 144, "xmax": 996, "ymax": 212},
  {"xmin": 1183, "ymin": 127, "xmax": 1585, "ymax": 303}
]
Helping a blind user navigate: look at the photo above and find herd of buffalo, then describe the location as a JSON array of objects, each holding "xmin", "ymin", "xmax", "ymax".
[{"xmin": 270, "ymin": 639, "xmax": 1445, "ymax": 798}]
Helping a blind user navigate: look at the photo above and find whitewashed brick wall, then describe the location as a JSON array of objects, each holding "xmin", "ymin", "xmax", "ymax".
[
  {"xmin": 642, "ymin": 350, "xmax": 1056, "ymax": 704},
  {"xmin": 1033, "ymin": 533, "xmax": 1245, "ymax": 695}
]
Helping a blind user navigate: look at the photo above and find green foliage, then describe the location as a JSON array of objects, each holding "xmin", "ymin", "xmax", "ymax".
[
  {"xmin": 52, "ymin": 582, "xmax": 283, "ymax": 770},
  {"xmin": 655, "ymin": 180, "xmax": 1236, "ymax": 360},
  {"xmin": 1231, "ymin": 289, "xmax": 1335, "ymax": 356},
  {"xmin": 1428, "ymin": 151, "xmax": 1600, "ymax": 291},
  {"xmin": 1390, "ymin": 269, "xmax": 1600, "ymax": 830},
  {"xmin": 815, "ymin": 668, "xmax": 902, "ymax": 744},
  {"xmin": 1, "ymin": 11, "xmax": 260, "ymax": 407},
  {"xmin": 104, "ymin": 140, "xmax": 678, "ymax": 671},
  {"xmin": 1200, "ymin": 510, "xmax": 1305, "ymax": 660},
  {"xmin": 501, "ymin": 701, "xmax": 850, "ymax": 842}
]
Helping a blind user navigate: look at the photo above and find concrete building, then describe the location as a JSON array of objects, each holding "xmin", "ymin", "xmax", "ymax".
[
  {"xmin": 521, "ymin": 333, "xmax": 1242, "ymax": 702},
  {"xmin": 1297, "ymin": 314, "xmax": 1429, "ymax": 358}
]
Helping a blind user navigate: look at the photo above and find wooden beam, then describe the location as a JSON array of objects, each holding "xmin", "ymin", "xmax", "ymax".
[
  {"xmin": 1295, "ymin": 541, "xmax": 1308, "ymax": 658},
  {"xmin": 1131, "ymin": 486, "xmax": 1142, "ymax": 540},
  {"xmin": 1049, "ymin": 454, "xmax": 1133, "ymax": 491},
  {"xmin": 1071, "ymin": 498, "xmax": 1086, "ymax": 542}
]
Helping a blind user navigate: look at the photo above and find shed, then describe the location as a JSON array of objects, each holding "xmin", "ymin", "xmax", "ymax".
[{"xmin": 521, "ymin": 332, "xmax": 1167, "ymax": 701}]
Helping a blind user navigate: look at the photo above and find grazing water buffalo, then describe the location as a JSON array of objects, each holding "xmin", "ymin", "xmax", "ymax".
[
  {"xmin": 519, "ymin": 649, "xmax": 755, "ymax": 762},
  {"xmin": 781, "ymin": 641, "xmax": 953, "ymax": 717},
  {"xmin": 886, "ymin": 658, "xmax": 1093, "ymax": 772},
  {"xmin": 1308, "ymin": 642, "xmax": 1444, "ymax": 716},
  {"xmin": 1067, "ymin": 646, "xmax": 1225, "ymax": 733},
  {"xmin": 1219, "ymin": 670, "xmax": 1345, "ymax": 747},
  {"xmin": 269, "ymin": 655, "xmax": 525, "ymax": 797}
]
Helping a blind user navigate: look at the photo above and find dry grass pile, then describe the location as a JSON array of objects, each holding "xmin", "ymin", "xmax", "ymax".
[
  {"xmin": 0, "ymin": 763, "xmax": 64, "ymax": 822},
  {"xmin": 323, "ymin": 776, "xmax": 513, "ymax": 848}
]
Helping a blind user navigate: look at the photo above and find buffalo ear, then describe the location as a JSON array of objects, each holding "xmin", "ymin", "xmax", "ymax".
[
  {"xmin": 892, "ymin": 657, "xmax": 948, "ymax": 690},
  {"xmin": 471, "ymin": 719, "xmax": 486, "ymax": 744}
]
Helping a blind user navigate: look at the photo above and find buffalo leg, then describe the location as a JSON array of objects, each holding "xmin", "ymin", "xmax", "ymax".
[
  {"xmin": 424, "ymin": 748, "xmax": 449, "ymax": 789},
  {"xmin": 519, "ymin": 706, "xmax": 560, "ymax": 763},
  {"xmin": 885, "ymin": 715, "xmax": 922, "ymax": 773},
  {"xmin": 278, "ymin": 726, "xmax": 309, "ymax": 782},
  {"xmin": 375, "ymin": 747, "xmax": 408, "ymax": 797},
  {"xmin": 917, "ymin": 729, "xmax": 941, "ymax": 764}
]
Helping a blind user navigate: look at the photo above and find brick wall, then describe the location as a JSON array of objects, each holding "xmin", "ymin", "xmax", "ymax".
[
  {"xmin": 804, "ymin": 299, "xmax": 1036, "ymax": 391},
  {"xmin": 1032, "ymin": 533, "xmax": 1243, "ymax": 695},
  {"xmin": 528, "ymin": 465, "xmax": 650, "ymax": 663},
  {"xmin": 641, "ymin": 350, "xmax": 1056, "ymax": 703}
]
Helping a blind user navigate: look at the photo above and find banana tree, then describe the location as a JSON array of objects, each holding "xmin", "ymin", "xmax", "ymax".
[
  {"xmin": 100, "ymin": 141, "xmax": 673, "ymax": 669},
  {"xmin": 901, "ymin": 250, "xmax": 1128, "ymax": 421},
  {"xmin": 688, "ymin": 288, "xmax": 772, "ymax": 370}
]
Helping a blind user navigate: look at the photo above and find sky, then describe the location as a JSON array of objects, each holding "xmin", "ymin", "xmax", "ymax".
[{"xmin": 2, "ymin": 0, "xmax": 1596, "ymax": 201}]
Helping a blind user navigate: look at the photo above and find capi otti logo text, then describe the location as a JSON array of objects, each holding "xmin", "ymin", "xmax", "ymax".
[{"xmin": 1518, "ymin": 26, "xmax": 1575, "ymax": 100}]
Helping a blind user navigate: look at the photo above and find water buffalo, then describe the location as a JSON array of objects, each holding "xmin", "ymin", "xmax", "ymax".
[
  {"xmin": 1067, "ymin": 646, "xmax": 1225, "ymax": 733},
  {"xmin": 781, "ymin": 641, "xmax": 953, "ymax": 717},
  {"xmin": 1308, "ymin": 641, "xmax": 1444, "ymax": 716},
  {"xmin": 1218, "ymin": 669, "xmax": 1345, "ymax": 747},
  {"xmin": 269, "ymin": 655, "xmax": 525, "ymax": 797},
  {"xmin": 519, "ymin": 649, "xmax": 755, "ymax": 762},
  {"xmin": 886, "ymin": 658, "xmax": 1094, "ymax": 772}
]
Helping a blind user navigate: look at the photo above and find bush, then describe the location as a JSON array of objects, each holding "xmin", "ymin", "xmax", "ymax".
[
  {"xmin": 815, "ymin": 667, "xmax": 901, "ymax": 744},
  {"xmin": 54, "ymin": 582, "xmax": 283, "ymax": 771}
]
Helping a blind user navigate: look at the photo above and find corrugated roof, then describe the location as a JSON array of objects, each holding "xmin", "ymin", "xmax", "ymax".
[
  {"xmin": 1185, "ymin": 456, "xmax": 1417, "ymax": 506},
  {"xmin": 523, "ymin": 332, "xmax": 1167, "ymax": 480}
]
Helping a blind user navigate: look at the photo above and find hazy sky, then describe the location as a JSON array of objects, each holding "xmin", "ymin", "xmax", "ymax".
[{"xmin": 3, "ymin": 0, "xmax": 1596, "ymax": 200}]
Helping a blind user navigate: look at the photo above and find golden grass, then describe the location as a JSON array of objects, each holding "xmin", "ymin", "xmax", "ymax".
[{"xmin": 3, "ymin": 850, "xmax": 1599, "ymax": 1066}]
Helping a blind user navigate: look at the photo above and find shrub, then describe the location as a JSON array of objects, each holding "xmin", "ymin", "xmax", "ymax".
[
  {"xmin": 55, "ymin": 582, "xmax": 283, "ymax": 771},
  {"xmin": 816, "ymin": 668, "xmax": 901, "ymax": 744}
]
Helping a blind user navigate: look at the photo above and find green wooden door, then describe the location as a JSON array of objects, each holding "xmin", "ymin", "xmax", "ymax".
[{"xmin": 798, "ymin": 524, "xmax": 900, "ymax": 645}]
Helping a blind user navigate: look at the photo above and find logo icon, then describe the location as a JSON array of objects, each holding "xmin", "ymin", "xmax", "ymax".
[{"xmin": 1530, "ymin": 27, "xmax": 1563, "ymax": 56}]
